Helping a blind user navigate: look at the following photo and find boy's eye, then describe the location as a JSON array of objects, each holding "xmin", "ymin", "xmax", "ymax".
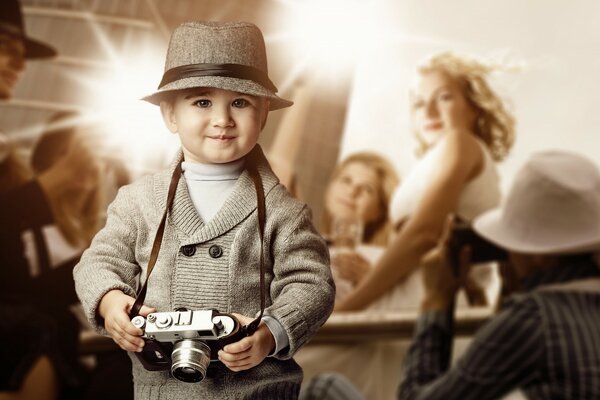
[
  {"xmin": 194, "ymin": 99, "xmax": 211, "ymax": 108},
  {"xmin": 232, "ymin": 98, "xmax": 248, "ymax": 108}
]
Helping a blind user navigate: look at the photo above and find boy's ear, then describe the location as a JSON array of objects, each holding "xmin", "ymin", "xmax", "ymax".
[{"xmin": 160, "ymin": 101, "xmax": 178, "ymax": 133}]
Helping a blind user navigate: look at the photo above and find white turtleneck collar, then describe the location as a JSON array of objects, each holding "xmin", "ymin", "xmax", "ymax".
[
  {"xmin": 181, "ymin": 159, "xmax": 245, "ymax": 222},
  {"xmin": 181, "ymin": 159, "xmax": 245, "ymax": 181}
]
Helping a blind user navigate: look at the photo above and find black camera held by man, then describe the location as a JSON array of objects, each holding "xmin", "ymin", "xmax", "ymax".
[
  {"xmin": 448, "ymin": 217, "xmax": 508, "ymax": 274},
  {"xmin": 131, "ymin": 309, "xmax": 246, "ymax": 383}
]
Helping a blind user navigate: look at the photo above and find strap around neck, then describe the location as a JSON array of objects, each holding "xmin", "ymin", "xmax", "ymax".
[{"xmin": 128, "ymin": 160, "xmax": 267, "ymax": 334}]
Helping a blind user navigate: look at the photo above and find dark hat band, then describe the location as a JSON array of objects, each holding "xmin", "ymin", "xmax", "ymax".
[{"xmin": 158, "ymin": 63, "xmax": 278, "ymax": 93}]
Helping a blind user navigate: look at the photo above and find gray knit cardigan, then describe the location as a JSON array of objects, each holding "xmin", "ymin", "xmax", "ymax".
[{"xmin": 73, "ymin": 146, "xmax": 335, "ymax": 399}]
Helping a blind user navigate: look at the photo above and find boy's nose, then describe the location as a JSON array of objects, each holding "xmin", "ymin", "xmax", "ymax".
[{"xmin": 212, "ymin": 106, "xmax": 234, "ymax": 128}]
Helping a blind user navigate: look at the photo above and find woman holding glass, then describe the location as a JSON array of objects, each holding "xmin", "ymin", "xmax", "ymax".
[{"xmin": 320, "ymin": 152, "xmax": 399, "ymax": 301}]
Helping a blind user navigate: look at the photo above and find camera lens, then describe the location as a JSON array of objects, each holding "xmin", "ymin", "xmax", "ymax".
[{"xmin": 171, "ymin": 340, "xmax": 211, "ymax": 383}]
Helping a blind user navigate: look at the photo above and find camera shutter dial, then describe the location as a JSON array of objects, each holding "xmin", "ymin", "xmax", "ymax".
[{"xmin": 156, "ymin": 314, "xmax": 173, "ymax": 329}]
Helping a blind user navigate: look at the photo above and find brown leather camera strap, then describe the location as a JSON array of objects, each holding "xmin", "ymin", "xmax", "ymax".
[
  {"xmin": 129, "ymin": 159, "xmax": 267, "ymax": 334},
  {"xmin": 245, "ymin": 163, "xmax": 266, "ymax": 334}
]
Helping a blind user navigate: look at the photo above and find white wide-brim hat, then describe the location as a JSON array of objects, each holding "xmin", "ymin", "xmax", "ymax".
[
  {"xmin": 142, "ymin": 21, "xmax": 292, "ymax": 111},
  {"xmin": 473, "ymin": 151, "xmax": 600, "ymax": 254}
]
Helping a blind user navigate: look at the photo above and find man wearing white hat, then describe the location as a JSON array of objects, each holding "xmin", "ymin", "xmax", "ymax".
[{"xmin": 398, "ymin": 150, "xmax": 600, "ymax": 399}]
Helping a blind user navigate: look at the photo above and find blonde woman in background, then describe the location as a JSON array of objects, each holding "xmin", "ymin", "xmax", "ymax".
[{"xmin": 336, "ymin": 52, "xmax": 515, "ymax": 312}]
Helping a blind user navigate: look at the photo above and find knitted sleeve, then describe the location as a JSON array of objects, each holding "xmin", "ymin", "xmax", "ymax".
[
  {"xmin": 73, "ymin": 184, "xmax": 143, "ymax": 334},
  {"xmin": 265, "ymin": 204, "xmax": 335, "ymax": 359}
]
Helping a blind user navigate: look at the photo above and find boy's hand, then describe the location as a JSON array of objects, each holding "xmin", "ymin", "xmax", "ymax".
[
  {"xmin": 98, "ymin": 289, "xmax": 156, "ymax": 352},
  {"xmin": 218, "ymin": 313, "xmax": 275, "ymax": 372}
]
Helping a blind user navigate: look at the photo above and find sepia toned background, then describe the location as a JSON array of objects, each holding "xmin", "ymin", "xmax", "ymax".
[{"xmin": 2, "ymin": 0, "xmax": 600, "ymax": 221}]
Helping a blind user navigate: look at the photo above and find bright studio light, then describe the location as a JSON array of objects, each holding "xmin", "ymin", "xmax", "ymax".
[
  {"xmin": 87, "ymin": 54, "xmax": 179, "ymax": 173},
  {"xmin": 282, "ymin": 0, "xmax": 380, "ymax": 73}
]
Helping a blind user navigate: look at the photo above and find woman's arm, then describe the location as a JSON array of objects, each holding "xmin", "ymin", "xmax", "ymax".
[
  {"xmin": 335, "ymin": 131, "xmax": 484, "ymax": 311},
  {"xmin": 267, "ymin": 82, "xmax": 313, "ymax": 196}
]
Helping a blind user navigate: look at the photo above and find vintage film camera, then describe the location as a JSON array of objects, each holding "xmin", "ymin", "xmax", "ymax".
[
  {"xmin": 131, "ymin": 309, "xmax": 246, "ymax": 383},
  {"xmin": 448, "ymin": 218, "xmax": 508, "ymax": 272}
]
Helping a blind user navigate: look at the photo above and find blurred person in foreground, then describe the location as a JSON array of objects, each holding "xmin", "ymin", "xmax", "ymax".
[
  {"xmin": 303, "ymin": 150, "xmax": 600, "ymax": 400},
  {"xmin": 398, "ymin": 150, "xmax": 600, "ymax": 399},
  {"xmin": 0, "ymin": 1, "xmax": 100, "ymax": 398}
]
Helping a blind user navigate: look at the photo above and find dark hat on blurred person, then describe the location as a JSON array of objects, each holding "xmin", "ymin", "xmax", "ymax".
[
  {"xmin": 142, "ymin": 21, "xmax": 292, "ymax": 110},
  {"xmin": 0, "ymin": 0, "xmax": 57, "ymax": 59},
  {"xmin": 474, "ymin": 150, "xmax": 600, "ymax": 254}
]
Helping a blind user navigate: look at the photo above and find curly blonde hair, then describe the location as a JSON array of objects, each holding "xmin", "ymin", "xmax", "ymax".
[
  {"xmin": 321, "ymin": 152, "xmax": 399, "ymax": 246},
  {"xmin": 414, "ymin": 52, "xmax": 516, "ymax": 161}
]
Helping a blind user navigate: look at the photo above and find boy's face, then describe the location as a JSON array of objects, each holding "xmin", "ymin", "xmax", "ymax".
[{"xmin": 160, "ymin": 87, "xmax": 268, "ymax": 164}]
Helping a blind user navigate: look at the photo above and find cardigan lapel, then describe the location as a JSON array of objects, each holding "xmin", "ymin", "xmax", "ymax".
[{"xmin": 154, "ymin": 146, "xmax": 279, "ymax": 245}]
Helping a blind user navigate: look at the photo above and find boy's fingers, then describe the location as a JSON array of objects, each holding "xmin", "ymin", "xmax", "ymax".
[
  {"xmin": 114, "ymin": 336, "xmax": 143, "ymax": 352},
  {"xmin": 118, "ymin": 316, "xmax": 143, "ymax": 336},
  {"xmin": 218, "ymin": 349, "xmax": 251, "ymax": 363},
  {"xmin": 223, "ymin": 337, "xmax": 252, "ymax": 354},
  {"xmin": 117, "ymin": 328, "xmax": 145, "ymax": 348},
  {"xmin": 107, "ymin": 321, "xmax": 144, "ymax": 351},
  {"xmin": 226, "ymin": 363, "xmax": 254, "ymax": 372},
  {"xmin": 107, "ymin": 315, "xmax": 143, "ymax": 340},
  {"xmin": 139, "ymin": 305, "xmax": 157, "ymax": 317},
  {"xmin": 225, "ymin": 361, "xmax": 254, "ymax": 371}
]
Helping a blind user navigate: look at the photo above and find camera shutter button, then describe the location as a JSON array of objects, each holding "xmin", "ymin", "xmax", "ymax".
[
  {"xmin": 181, "ymin": 245, "xmax": 196, "ymax": 257},
  {"xmin": 208, "ymin": 245, "xmax": 223, "ymax": 258}
]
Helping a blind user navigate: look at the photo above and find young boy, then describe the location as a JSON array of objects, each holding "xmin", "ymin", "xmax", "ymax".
[{"xmin": 74, "ymin": 21, "xmax": 335, "ymax": 399}]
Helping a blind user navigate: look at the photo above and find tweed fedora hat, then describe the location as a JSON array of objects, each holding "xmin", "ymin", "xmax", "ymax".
[
  {"xmin": 143, "ymin": 21, "xmax": 292, "ymax": 110},
  {"xmin": 473, "ymin": 151, "xmax": 600, "ymax": 254},
  {"xmin": 0, "ymin": 0, "xmax": 57, "ymax": 59}
]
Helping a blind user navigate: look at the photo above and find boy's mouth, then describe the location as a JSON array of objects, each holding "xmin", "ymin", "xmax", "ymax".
[{"xmin": 208, "ymin": 135, "xmax": 236, "ymax": 142}]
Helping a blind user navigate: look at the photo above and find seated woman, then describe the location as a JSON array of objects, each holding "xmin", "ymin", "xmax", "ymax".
[
  {"xmin": 320, "ymin": 152, "xmax": 399, "ymax": 302},
  {"xmin": 336, "ymin": 52, "xmax": 515, "ymax": 313}
]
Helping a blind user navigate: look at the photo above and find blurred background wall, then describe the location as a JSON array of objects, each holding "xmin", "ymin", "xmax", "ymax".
[{"xmin": 2, "ymin": 0, "xmax": 600, "ymax": 220}]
